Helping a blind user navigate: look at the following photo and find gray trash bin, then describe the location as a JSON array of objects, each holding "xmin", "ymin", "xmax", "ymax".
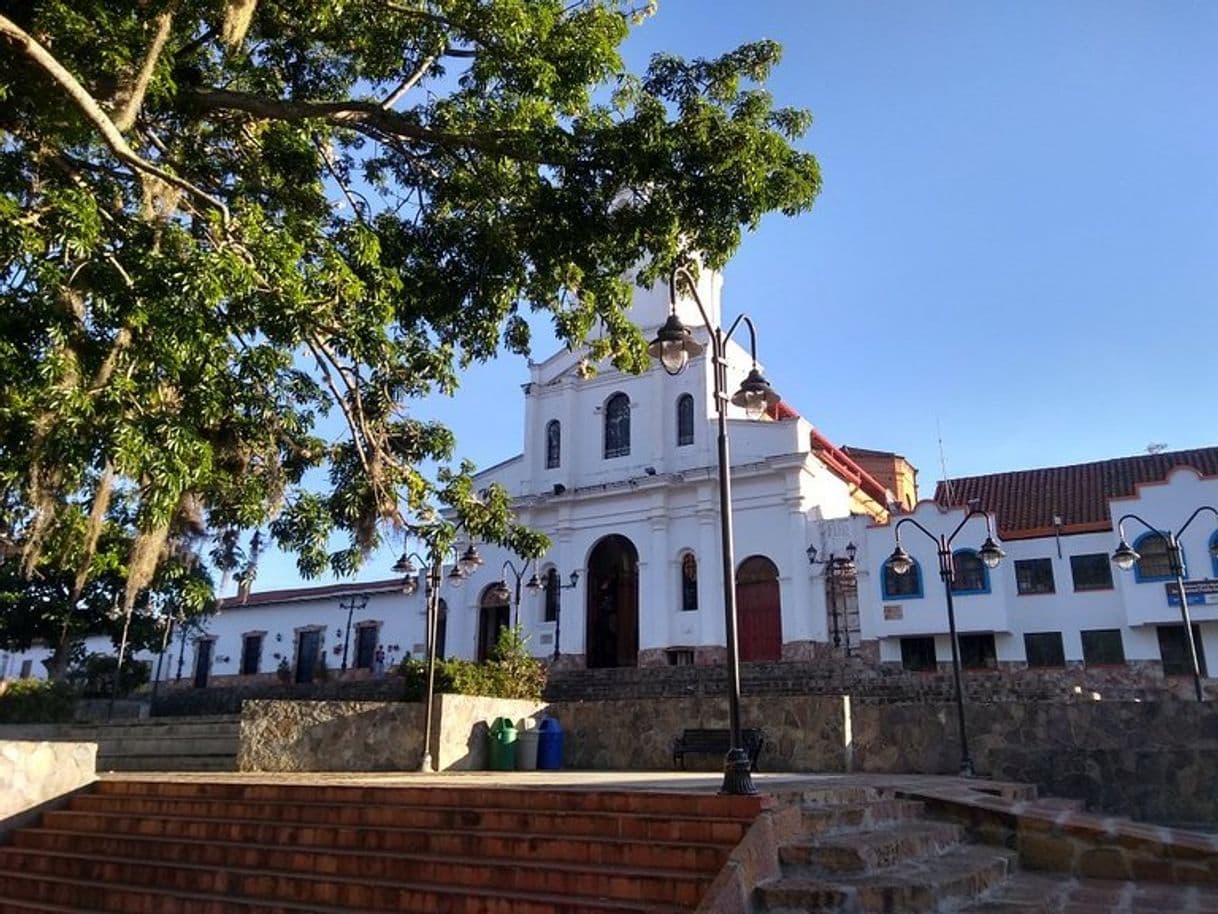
[{"xmin": 517, "ymin": 723, "xmax": 540, "ymax": 770}]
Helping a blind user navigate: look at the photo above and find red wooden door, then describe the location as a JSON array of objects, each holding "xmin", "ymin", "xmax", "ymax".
[{"xmin": 736, "ymin": 556, "xmax": 782, "ymax": 661}]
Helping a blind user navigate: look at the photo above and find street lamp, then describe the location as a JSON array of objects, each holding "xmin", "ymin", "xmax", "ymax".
[
  {"xmin": 490, "ymin": 559, "xmax": 544, "ymax": 628},
  {"xmin": 886, "ymin": 509, "xmax": 1005, "ymax": 777},
  {"xmin": 807, "ymin": 543, "xmax": 858, "ymax": 651},
  {"xmin": 338, "ymin": 593, "xmax": 369, "ymax": 672},
  {"xmin": 647, "ymin": 264, "xmax": 780, "ymax": 796},
  {"xmin": 1111, "ymin": 506, "xmax": 1218, "ymax": 703},
  {"xmin": 548, "ymin": 569, "xmax": 581, "ymax": 662},
  {"xmin": 394, "ymin": 542, "xmax": 475, "ymax": 771}
]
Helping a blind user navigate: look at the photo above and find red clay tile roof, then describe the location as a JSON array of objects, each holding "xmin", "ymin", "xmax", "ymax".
[
  {"xmin": 219, "ymin": 578, "xmax": 407, "ymax": 610},
  {"xmin": 934, "ymin": 447, "xmax": 1218, "ymax": 539}
]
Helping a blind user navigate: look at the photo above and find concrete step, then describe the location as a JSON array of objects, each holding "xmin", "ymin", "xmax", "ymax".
[
  {"xmin": 757, "ymin": 844, "xmax": 1017, "ymax": 913},
  {"xmin": 958, "ymin": 873, "xmax": 1218, "ymax": 913},
  {"xmin": 65, "ymin": 792, "xmax": 754, "ymax": 843},
  {"xmin": 800, "ymin": 798, "xmax": 927, "ymax": 835},
  {"xmin": 779, "ymin": 821, "xmax": 964, "ymax": 874},
  {"xmin": 0, "ymin": 844, "xmax": 713, "ymax": 908},
  {"xmin": 18, "ymin": 818, "xmax": 731, "ymax": 871}
]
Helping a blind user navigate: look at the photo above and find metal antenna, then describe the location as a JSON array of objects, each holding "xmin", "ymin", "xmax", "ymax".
[{"xmin": 937, "ymin": 417, "xmax": 954, "ymax": 505}]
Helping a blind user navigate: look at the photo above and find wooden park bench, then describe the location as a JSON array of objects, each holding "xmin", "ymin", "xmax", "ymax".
[{"xmin": 672, "ymin": 727, "xmax": 767, "ymax": 771}]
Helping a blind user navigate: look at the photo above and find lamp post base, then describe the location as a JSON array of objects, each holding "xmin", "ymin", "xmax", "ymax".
[
  {"xmin": 418, "ymin": 751, "xmax": 433, "ymax": 773},
  {"xmin": 959, "ymin": 756, "xmax": 976, "ymax": 778},
  {"xmin": 719, "ymin": 748, "xmax": 759, "ymax": 796}
]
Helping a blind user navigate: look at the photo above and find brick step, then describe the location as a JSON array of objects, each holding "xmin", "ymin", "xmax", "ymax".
[
  {"xmin": 93, "ymin": 778, "xmax": 764, "ymax": 818},
  {"xmin": 800, "ymin": 798, "xmax": 926, "ymax": 835},
  {"xmin": 0, "ymin": 837, "xmax": 711, "ymax": 906},
  {"xmin": 20, "ymin": 815, "xmax": 730, "ymax": 871},
  {"xmin": 0, "ymin": 870, "xmax": 685, "ymax": 914},
  {"xmin": 756, "ymin": 844, "xmax": 1017, "ymax": 913},
  {"xmin": 779, "ymin": 821, "xmax": 964, "ymax": 874},
  {"xmin": 957, "ymin": 873, "xmax": 1218, "ymax": 913},
  {"xmin": 61, "ymin": 794, "xmax": 750, "ymax": 843}
]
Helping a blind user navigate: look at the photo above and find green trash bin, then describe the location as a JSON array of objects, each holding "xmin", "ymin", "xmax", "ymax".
[{"xmin": 488, "ymin": 716, "xmax": 518, "ymax": 771}]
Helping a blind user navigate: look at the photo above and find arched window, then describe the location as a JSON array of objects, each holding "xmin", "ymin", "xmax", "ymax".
[
  {"xmin": 677, "ymin": 394, "xmax": 694, "ymax": 447},
  {"xmin": 435, "ymin": 598, "xmax": 448, "ymax": 660},
  {"xmin": 478, "ymin": 586, "xmax": 510, "ymax": 662},
  {"xmin": 545, "ymin": 419, "xmax": 561, "ymax": 469},
  {"xmin": 950, "ymin": 550, "xmax": 989, "ymax": 594},
  {"xmin": 882, "ymin": 558, "xmax": 923, "ymax": 600},
  {"xmin": 544, "ymin": 568, "xmax": 560, "ymax": 622},
  {"xmin": 1133, "ymin": 532, "xmax": 1179, "ymax": 582},
  {"xmin": 681, "ymin": 553, "xmax": 698, "ymax": 611},
  {"xmin": 604, "ymin": 392, "xmax": 630, "ymax": 458}
]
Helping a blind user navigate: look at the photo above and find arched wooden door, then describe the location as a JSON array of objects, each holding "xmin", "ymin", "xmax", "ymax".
[
  {"xmin": 586, "ymin": 534, "xmax": 639, "ymax": 668},
  {"xmin": 736, "ymin": 556, "xmax": 782, "ymax": 661},
  {"xmin": 478, "ymin": 587, "xmax": 510, "ymax": 662}
]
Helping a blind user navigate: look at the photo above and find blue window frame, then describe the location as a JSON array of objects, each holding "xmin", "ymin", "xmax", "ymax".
[
  {"xmin": 950, "ymin": 549, "xmax": 990, "ymax": 594},
  {"xmin": 1132, "ymin": 531, "xmax": 1182, "ymax": 583},
  {"xmin": 881, "ymin": 558, "xmax": 923, "ymax": 600}
]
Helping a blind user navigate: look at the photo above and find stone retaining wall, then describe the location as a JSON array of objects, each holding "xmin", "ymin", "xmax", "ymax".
[
  {"xmin": 548, "ymin": 695, "xmax": 847, "ymax": 772},
  {"xmin": 237, "ymin": 695, "xmax": 546, "ymax": 772},
  {"xmin": 0, "ymin": 740, "xmax": 96, "ymax": 830},
  {"xmin": 545, "ymin": 657, "xmax": 1200, "ymax": 704},
  {"xmin": 851, "ymin": 700, "xmax": 1218, "ymax": 826}
]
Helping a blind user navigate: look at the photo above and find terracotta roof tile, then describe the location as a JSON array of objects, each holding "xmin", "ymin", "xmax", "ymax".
[
  {"xmin": 219, "ymin": 578, "xmax": 407, "ymax": 610},
  {"xmin": 934, "ymin": 447, "xmax": 1218, "ymax": 538}
]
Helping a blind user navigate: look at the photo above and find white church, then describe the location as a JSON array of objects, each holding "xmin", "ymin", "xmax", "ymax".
[{"xmin": 5, "ymin": 271, "xmax": 1217, "ymax": 692}]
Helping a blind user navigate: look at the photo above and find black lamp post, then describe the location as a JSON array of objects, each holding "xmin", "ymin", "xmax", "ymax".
[
  {"xmin": 337, "ymin": 593, "xmax": 369, "ymax": 672},
  {"xmin": 807, "ymin": 543, "xmax": 858, "ymax": 651},
  {"xmin": 648, "ymin": 264, "xmax": 781, "ymax": 796},
  {"xmin": 489, "ymin": 559, "xmax": 543, "ymax": 628},
  {"xmin": 395, "ymin": 541, "xmax": 479, "ymax": 771},
  {"xmin": 886, "ymin": 510, "xmax": 1005, "ymax": 777},
  {"xmin": 549, "ymin": 569, "xmax": 580, "ymax": 661},
  {"xmin": 1111, "ymin": 506, "xmax": 1218, "ymax": 703}
]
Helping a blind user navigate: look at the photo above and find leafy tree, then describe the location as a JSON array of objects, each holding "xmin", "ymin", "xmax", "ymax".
[{"xmin": 0, "ymin": 1, "xmax": 821, "ymax": 645}]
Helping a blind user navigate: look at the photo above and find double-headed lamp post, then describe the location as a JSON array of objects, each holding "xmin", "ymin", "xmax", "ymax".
[
  {"xmin": 886, "ymin": 510, "xmax": 1005, "ymax": 777},
  {"xmin": 1111, "ymin": 506, "xmax": 1218, "ymax": 703},
  {"xmin": 489, "ymin": 559, "xmax": 543, "ymax": 628},
  {"xmin": 648, "ymin": 265, "xmax": 781, "ymax": 797},
  {"xmin": 338, "ymin": 593, "xmax": 369, "ymax": 672},
  {"xmin": 395, "ymin": 540, "xmax": 483, "ymax": 771}
]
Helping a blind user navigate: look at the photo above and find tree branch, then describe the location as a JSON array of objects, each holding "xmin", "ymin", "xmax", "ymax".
[
  {"xmin": 0, "ymin": 14, "xmax": 229, "ymax": 223},
  {"xmin": 111, "ymin": 8, "xmax": 175, "ymax": 133},
  {"xmin": 188, "ymin": 86, "xmax": 548, "ymax": 161},
  {"xmin": 382, "ymin": 52, "xmax": 437, "ymax": 109}
]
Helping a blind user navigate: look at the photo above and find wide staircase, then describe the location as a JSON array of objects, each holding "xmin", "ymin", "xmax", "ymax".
[
  {"xmin": 754, "ymin": 785, "xmax": 1218, "ymax": 913},
  {"xmin": 0, "ymin": 778, "xmax": 761, "ymax": 913},
  {"xmin": 0, "ymin": 715, "xmax": 240, "ymax": 771}
]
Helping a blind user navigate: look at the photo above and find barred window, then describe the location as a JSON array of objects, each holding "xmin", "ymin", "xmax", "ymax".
[{"xmin": 545, "ymin": 420, "xmax": 561, "ymax": 469}]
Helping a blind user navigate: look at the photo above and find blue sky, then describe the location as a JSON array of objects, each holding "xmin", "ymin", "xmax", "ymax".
[{"xmin": 250, "ymin": 0, "xmax": 1218, "ymax": 591}]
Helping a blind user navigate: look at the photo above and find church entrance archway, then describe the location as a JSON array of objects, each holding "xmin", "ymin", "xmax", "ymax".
[
  {"xmin": 736, "ymin": 555, "xmax": 782, "ymax": 661},
  {"xmin": 586, "ymin": 535, "xmax": 639, "ymax": 668},
  {"xmin": 478, "ymin": 586, "xmax": 510, "ymax": 662}
]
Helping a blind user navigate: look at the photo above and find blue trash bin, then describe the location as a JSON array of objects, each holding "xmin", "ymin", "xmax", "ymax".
[{"xmin": 536, "ymin": 717, "xmax": 564, "ymax": 770}]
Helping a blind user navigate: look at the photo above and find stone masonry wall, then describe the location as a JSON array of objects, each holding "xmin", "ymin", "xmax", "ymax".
[
  {"xmin": 548, "ymin": 695, "xmax": 847, "ymax": 772},
  {"xmin": 0, "ymin": 741, "xmax": 96, "ymax": 828},
  {"xmin": 238, "ymin": 700, "xmax": 424, "ymax": 772},
  {"xmin": 850, "ymin": 700, "xmax": 1218, "ymax": 826},
  {"xmin": 237, "ymin": 695, "xmax": 547, "ymax": 772},
  {"xmin": 545, "ymin": 655, "xmax": 1203, "ymax": 704}
]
